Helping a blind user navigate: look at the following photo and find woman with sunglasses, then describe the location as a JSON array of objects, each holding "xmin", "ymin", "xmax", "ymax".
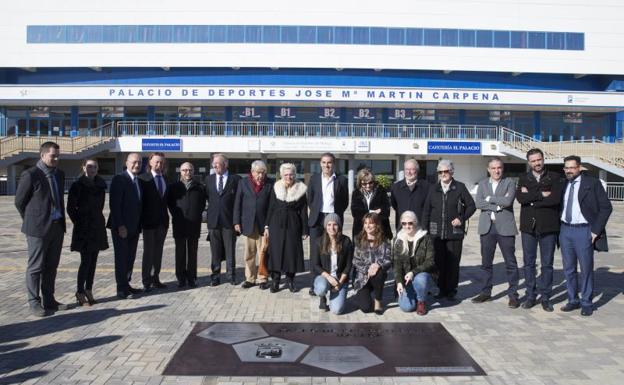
[
  {"xmin": 421, "ymin": 159, "xmax": 475, "ymax": 300},
  {"xmin": 352, "ymin": 212, "xmax": 391, "ymax": 314},
  {"xmin": 67, "ymin": 158, "xmax": 109, "ymax": 306},
  {"xmin": 393, "ymin": 211, "xmax": 436, "ymax": 315},
  {"xmin": 351, "ymin": 168, "xmax": 393, "ymax": 241}
]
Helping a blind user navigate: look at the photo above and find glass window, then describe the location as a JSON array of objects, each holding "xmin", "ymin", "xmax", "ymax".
[
  {"xmin": 317, "ymin": 26, "xmax": 333, "ymax": 43},
  {"xmin": 476, "ymin": 30, "xmax": 492, "ymax": 47},
  {"xmin": 46, "ymin": 26, "xmax": 66, "ymax": 43},
  {"xmin": 138, "ymin": 25, "xmax": 157, "ymax": 43},
  {"xmin": 66, "ymin": 26, "xmax": 86, "ymax": 43},
  {"xmin": 528, "ymin": 32, "xmax": 545, "ymax": 49},
  {"xmin": 299, "ymin": 26, "xmax": 316, "ymax": 43},
  {"xmin": 245, "ymin": 26, "xmax": 262, "ymax": 43},
  {"xmin": 405, "ymin": 28, "xmax": 423, "ymax": 45},
  {"xmin": 388, "ymin": 28, "xmax": 405, "ymax": 45},
  {"xmin": 27, "ymin": 26, "xmax": 45, "ymax": 43},
  {"xmin": 353, "ymin": 27, "xmax": 369, "ymax": 44},
  {"xmin": 510, "ymin": 31, "xmax": 527, "ymax": 48},
  {"xmin": 370, "ymin": 27, "xmax": 387, "ymax": 45},
  {"xmin": 227, "ymin": 25, "xmax": 245, "ymax": 43},
  {"xmin": 547, "ymin": 32, "xmax": 564, "ymax": 49},
  {"xmin": 203, "ymin": 106, "xmax": 226, "ymax": 121},
  {"xmin": 334, "ymin": 27, "xmax": 351, "ymax": 44},
  {"xmin": 281, "ymin": 26, "xmax": 298, "ymax": 43},
  {"xmin": 424, "ymin": 29, "xmax": 440, "ymax": 46},
  {"xmin": 494, "ymin": 31, "xmax": 510, "ymax": 48},
  {"xmin": 566, "ymin": 32, "xmax": 584, "ymax": 50},
  {"xmin": 459, "ymin": 30, "xmax": 475, "ymax": 47},
  {"xmin": 210, "ymin": 26, "xmax": 226, "ymax": 43},
  {"xmin": 172, "ymin": 25, "xmax": 191, "ymax": 43},
  {"xmin": 157, "ymin": 25, "xmax": 173, "ymax": 43},
  {"xmin": 102, "ymin": 26, "xmax": 120, "ymax": 43},
  {"xmin": 441, "ymin": 29, "xmax": 458, "ymax": 46},
  {"xmin": 194, "ymin": 26, "xmax": 210, "ymax": 42},
  {"xmin": 263, "ymin": 26, "xmax": 280, "ymax": 43}
]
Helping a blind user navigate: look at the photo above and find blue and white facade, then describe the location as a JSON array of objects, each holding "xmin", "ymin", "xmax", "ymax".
[{"xmin": 1, "ymin": 0, "xmax": 623, "ymax": 187}]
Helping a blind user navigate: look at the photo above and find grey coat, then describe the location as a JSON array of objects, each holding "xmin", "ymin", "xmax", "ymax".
[{"xmin": 475, "ymin": 177, "xmax": 518, "ymax": 236}]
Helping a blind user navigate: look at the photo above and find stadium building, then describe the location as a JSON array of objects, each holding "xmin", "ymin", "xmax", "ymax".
[{"xmin": 1, "ymin": 0, "xmax": 623, "ymax": 195}]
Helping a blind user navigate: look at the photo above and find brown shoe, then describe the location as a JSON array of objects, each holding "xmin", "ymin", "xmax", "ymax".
[
  {"xmin": 85, "ymin": 290, "xmax": 97, "ymax": 305},
  {"xmin": 76, "ymin": 292, "xmax": 90, "ymax": 307},
  {"xmin": 416, "ymin": 301, "xmax": 427, "ymax": 316}
]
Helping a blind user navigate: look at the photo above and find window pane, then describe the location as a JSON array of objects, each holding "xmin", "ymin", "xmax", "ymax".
[
  {"xmin": 510, "ymin": 31, "xmax": 527, "ymax": 48},
  {"xmin": 227, "ymin": 25, "xmax": 245, "ymax": 43},
  {"xmin": 281, "ymin": 26, "xmax": 297, "ymax": 43},
  {"xmin": 245, "ymin": 26, "xmax": 261, "ymax": 43},
  {"xmin": 334, "ymin": 27, "xmax": 351, "ymax": 44},
  {"xmin": 317, "ymin": 26, "xmax": 333, "ymax": 43},
  {"xmin": 547, "ymin": 32, "xmax": 564, "ymax": 49},
  {"xmin": 566, "ymin": 32, "xmax": 584, "ymax": 50},
  {"xmin": 441, "ymin": 29, "xmax": 458, "ymax": 46},
  {"xmin": 424, "ymin": 29, "xmax": 440, "ymax": 46},
  {"xmin": 370, "ymin": 27, "xmax": 387, "ymax": 45},
  {"xmin": 262, "ymin": 26, "xmax": 280, "ymax": 43},
  {"xmin": 388, "ymin": 28, "xmax": 405, "ymax": 45},
  {"xmin": 172, "ymin": 25, "xmax": 191, "ymax": 43},
  {"xmin": 528, "ymin": 32, "xmax": 545, "ymax": 49},
  {"xmin": 138, "ymin": 26, "xmax": 157, "ymax": 43},
  {"xmin": 210, "ymin": 26, "xmax": 226, "ymax": 42},
  {"xmin": 353, "ymin": 27, "xmax": 369, "ymax": 44},
  {"xmin": 476, "ymin": 30, "xmax": 492, "ymax": 47},
  {"xmin": 494, "ymin": 31, "xmax": 509, "ymax": 48},
  {"xmin": 299, "ymin": 26, "xmax": 316, "ymax": 43},
  {"xmin": 405, "ymin": 28, "xmax": 423, "ymax": 45},
  {"xmin": 459, "ymin": 30, "xmax": 475, "ymax": 47},
  {"xmin": 102, "ymin": 26, "xmax": 120, "ymax": 43}
]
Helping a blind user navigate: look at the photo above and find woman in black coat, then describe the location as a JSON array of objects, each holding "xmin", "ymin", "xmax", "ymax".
[
  {"xmin": 264, "ymin": 163, "xmax": 309, "ymax": 293},
  {"xmin": 421, "ymin": 159, "xmax": 476, "ymax": 300},
  {"xmin": 351, "ymin": 168, "xmax": 392, "ymax": 240},
  {"xmin": 167, "ymin": 162, "xmax": 206, "ymax": 288},
  {"xmin": 67, "ymin": 159, "xmax": 109, "ymax": 306}
]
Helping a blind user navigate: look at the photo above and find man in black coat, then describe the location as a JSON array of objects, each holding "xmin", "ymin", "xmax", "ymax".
[
  {"xmin": 391, "ymin": 158, "xmax": 430, "ymax": 229},
  {"xmin": 139, "ymin": 152, "xmax": 170, "ymax": 292},
  {"xmin": 205, "ymin": 153, "xmax": 241, "ymax": 286},
  {"xmin": 15, "ymin": 141, "xmax": 67, "ymax": 317},
  {"xmin": 559, "ymin": 155, "xmax": 612, "ymax": 316},
  {"xmin": 307, "ymin": 152, "xmax": 349, "ymax": 295},
  {"xmin": 167, "ymin": 162, "xmax": 206, "ymax": 288},
  {"xmin": 516, "ymin": 148, "xmax": 564, "ymax": 312},
  {"xmin": 233, "ymin": 160, "xmax": 274, "ymax": 289},
  {"xmin": 107, "ymin": 152, "xmax": 143, "ymax": 299}
]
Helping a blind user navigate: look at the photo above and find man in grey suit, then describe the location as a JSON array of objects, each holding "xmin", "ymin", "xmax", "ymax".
[
  {"xmin": 471, "ymin": 158, "xmax": 521, "ymax": 308},
  {"xmin": 15, "ymin": 141, "xmax": 68, "ymax": 317}
]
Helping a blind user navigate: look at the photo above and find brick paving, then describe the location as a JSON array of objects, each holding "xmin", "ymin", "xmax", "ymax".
[{"xmin": 0, "ymin": 195, "xmax": 622, "ymax": 384}]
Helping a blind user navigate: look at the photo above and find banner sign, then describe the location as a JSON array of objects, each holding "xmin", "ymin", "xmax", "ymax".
[
  {"xmin": 1, "ymin": 85, "xmax": 623, "ymax": 108},
  {"xmin": 427, "ymin": 141, "xmax": 481, "ymax": 155},
  {"xmin": 142, "ymin": 138, "xmax": 181, "ymax": 152}
]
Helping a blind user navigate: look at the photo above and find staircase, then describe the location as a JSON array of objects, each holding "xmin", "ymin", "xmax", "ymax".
[{"xmin": 498, "ymin": 127, "xmax": 624, "ymax": 177}]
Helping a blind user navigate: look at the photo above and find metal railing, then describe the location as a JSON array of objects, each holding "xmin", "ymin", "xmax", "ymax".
[{"xmin": 606, "ymin": 182, "xmax": 624, "ymax": 201}]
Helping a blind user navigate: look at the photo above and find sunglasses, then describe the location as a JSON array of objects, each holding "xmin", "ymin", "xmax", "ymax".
[
  {"xmin": 437, "ymin": 170, "xmax": 451, "ymax": 175},
  {"xmin": 362, "ymin": 181, "xmax": 374, "ymax": 186},
  {"xmin": 401, "ymin": 222, "xmax": 414, "ymax": 226}
]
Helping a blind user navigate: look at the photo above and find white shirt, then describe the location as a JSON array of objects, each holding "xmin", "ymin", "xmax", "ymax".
[
  {"xmin": 489, "ymin": 178, "xmax": 500, "ymax": 221},
  {"xmin": 126, "ymin": 169, "xmax": 141, "ymax": 200},
  {"xmin": 215, "ymin": 171, "xmax": 229, "ymax": 191},
  {"xmin": 151, "ymin": 170, "xmax": 166, "ymax": 195},
  {"xmin": 330, "ymin": 249, "xmax": 338, "ymax": 277},
  {"xmin": 321, "ymin": 173, "xmax": 336, "ymax": 214},
  {"xmin": 561, "ymin": 175, "xmax": 588, "ymax": 224}
]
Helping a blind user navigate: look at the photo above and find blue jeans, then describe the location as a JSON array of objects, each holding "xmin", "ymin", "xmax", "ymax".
[
  {"xmin": 397, "ymin": 272, "xmax": 435, "ymax": 312},
  {"xmin": 521, "ymin": 232, "xmax": 556, "ymax": 301},
  {"xmin": 559, "ymin": 223, "xmax": 594, "ymax": 307},
  {"xmin": 314, "ymin": 275, "xmax": 348, "ymax": 314}
]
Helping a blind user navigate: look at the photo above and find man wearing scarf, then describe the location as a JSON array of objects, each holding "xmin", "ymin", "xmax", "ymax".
[{"xmin": 15, "ymin": 141, "xmax": 67, "ymax": 317}]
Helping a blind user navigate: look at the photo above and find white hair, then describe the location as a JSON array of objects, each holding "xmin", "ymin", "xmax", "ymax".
[
  {"xmin": 279, "ymin": 162, "xmax": 297, "ymax": 177},
  {"xmin": 394, "ymin": 211, "xmax": 420, "ymax": 256},
  {"xmin": 437, "ymin": 159, "xmax": 454, "ymax": 173},
  {"xmin": 251, "ymin": 160, "xmax": 267, "ymax": 173},
  {"xmin": 404, "ymin": 158, "xmax": 419, "ymax": 170}
]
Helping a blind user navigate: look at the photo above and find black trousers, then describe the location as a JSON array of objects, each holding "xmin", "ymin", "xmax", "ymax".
[
  {"xmin": 26, "ymin": 221, "xmax": 64, "ymax": 307},
  {"xmin": 77, "ymin": 250, "xmax": 99, "ymax": 293},
  {"xmin": 209, "ymin": 227, "xmax": 237, "ymax": 279},
  {"xmin": 433, "ymin": 238, "xmax": 464, "ymax": 296},
  {"xmin": 308, "ymin": 213, "xmax": 326, "ymax": 283},
  {"xmin": 354, "ymin": 271, "xmax": 387, "ymax": 313},
  {"xmin": 142, "ymin": 224, "xmax": 168, "ymax": 286},
  {"xmin": 479, "ymin": 226, "xmax": 519, "ymax": 298},
  {"xmin": 175, "ymin": 237, "xmax": 199, "ymax": 283},
  {"xmin": 112, "ymin": 231, "xmax": 140, "ymax": 293}
]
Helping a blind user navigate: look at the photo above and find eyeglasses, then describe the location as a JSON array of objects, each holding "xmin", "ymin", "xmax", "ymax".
[
  {"xmin": 362, "ymin": 181, "xmax": 374, "ymax": 186},
  {"xmin": 401, "ymin": 222, "xmax": 414, "ymax": 226},
  {"xmin": 180, "ymin": 169, "xmax": 193, "ymax": 172},
  {"xmin": 437, "ymin": 170, "xmax": 451, "ymax": 175}
]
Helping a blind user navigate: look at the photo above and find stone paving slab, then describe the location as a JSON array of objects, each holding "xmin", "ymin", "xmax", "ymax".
[{"xmin": 0, "ymin": 196, "xmax": 622, "ymax": 384}]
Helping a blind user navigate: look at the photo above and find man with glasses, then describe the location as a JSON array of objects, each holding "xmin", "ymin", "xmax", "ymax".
[
  {"xmin": 559, "ymin": 155, "xmax": 612, "ymax": 316},
  {"xmin": 391, "ymin": 158, "xmax": 430, "ymax": 230},
  {"xmin": 516, "ymin": 148, "xmax": 564, "ymax": 312},
  {"xmin": 472, "ymin": 158, "xmax": 521, "ymax": 308}
]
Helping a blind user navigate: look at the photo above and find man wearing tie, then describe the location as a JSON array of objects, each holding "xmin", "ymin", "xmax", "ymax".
[
  {"xmin": 140, "ymin": 152, "xmax": 170, "ymax": 292},
  {"xmin": 108, "ymin": 153, "xmax": 144, "ymax": 299},
  {"xmin": 559, "ymin": 155, "xmax": 612, "ymax": 316},
  {"xmin": 205, "ymin": 153, "xmax": 241, "ymax": 286},
  {"xmin": 307, "ymin": 152, "xmax": 349, "ymax": 296}
]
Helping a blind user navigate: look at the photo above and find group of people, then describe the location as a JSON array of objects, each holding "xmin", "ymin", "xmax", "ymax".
[{"xmin": 16, "ymin": 143, "xmax": 612, "ymax": 318}]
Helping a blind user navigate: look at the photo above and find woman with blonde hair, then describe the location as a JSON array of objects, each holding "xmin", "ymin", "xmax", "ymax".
[{"xmin": 393, "ymin": 210, "xmax": 436, "ymax": 315}]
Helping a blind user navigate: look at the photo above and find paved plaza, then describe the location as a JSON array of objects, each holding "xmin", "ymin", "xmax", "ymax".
[{"xmin": 0, "ymin": 195, "xmax": 622, "ymax": 385}]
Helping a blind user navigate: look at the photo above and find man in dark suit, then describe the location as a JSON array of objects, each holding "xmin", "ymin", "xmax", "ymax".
[
  {"xmin": 108, "ymin": 152, "xmax": 144, "ymax": 299},
  {"xmin": 307, "ymin": 152, "xmax": 349, "ymax": 295},
  {"xmin": 15, "ymin": 141, "xmax": 68, "ymax": 317},
  {"xmin": 234, "ymin": 160, "xmax": 274, "ymax": 289},
  {"xmin": 391, "ymin": 158, "xmax": 430, "ymax": 230},
  {"xmin": 205, "ymin": 153, "xmax": 241, "ymax": 286},
  {"xmin": 559, "ymin": 155, "xmax": 612, "ymax": 316},
  {"xmin": 139, "ymin": 152, "xmax": 170, "ymax": 292},
  {"xmin": 516, "ymin": 148, "xmax": 564, "ymax": 312}
]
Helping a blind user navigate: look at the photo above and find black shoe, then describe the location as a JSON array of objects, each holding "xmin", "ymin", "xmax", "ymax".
[
  {"xmin": 178, "ymin": 281, "xmax": 187, "ymax": 288},
  {"xmin": 188, "ymin": 280, "xmax": 197, "ymax": 288},
  {"xmin": 471, "ymin": 293, "xmax": 492, "ymax": 303},
  {"xmin": 287, "ymin": 280, "xmax": 297, "ymax": 293},
  {"xmin": 128, "ymin": 286, "xmax": 142, "ymax": 294},
  {"xmin": 43, "ymin": 300, "xmax": 69, "ymax": 311},
  {"xmin": 30, "ymin": 304, "xmax": 49, "ymax": 317},
  {"xmin": 541, "ymin": 300, "xmax": 554, "ymax": 312},
  {"xmin": 258, "ymin": 282, "xmax": 270, "ymax": 290},
  {"xmin": 319, "ymin": 297, "xmax": 329, "ymax": 311},
  {"xmin": 153, "ymin": 281, "xmax": 167, "ymax": 289},
  {"xmin": 522, "ymin": 298, "xmax": 536, "ymax": 309},
  {"xmin": 143, "ymin": 285, "xmax": 152, "ymax": 293},
  {"xmin": 230, "ymin": 277, "xmax": 237, "ymax": 286},
  {"xmin": 446, "ymin": 290, "xmax": 457, "ymax": 300},
  {"xmin": 434, "ymin": 291, "xmax": 447, "ymax": 300},
  {"xmin": 374, "ymin": 308, "xmax": 384, "ymax": 315},
  {"xmin": 508, "ymin": 297, "xmax": 520, "ymax": 309},
  {"xmin": 241, "ymin": 281, "xmax": 255, "ymax": 289},
  {"xmin": 117, "ymin": 291, "xmax": 129, "ymax": 299},
  {"xmin": 308, "ymin": 288, "xmax": 316, "ymax": 296},
  {"xmin": 581, "ymin": 306, "xmax": 594, "ymax": 316},
  {"xmin": 211, "ymin": 278, "xmax": 220, "ymax": 287},
  {"xmin": 560, "ymin": 302, "xmax": 581, "ymax": 312}
]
